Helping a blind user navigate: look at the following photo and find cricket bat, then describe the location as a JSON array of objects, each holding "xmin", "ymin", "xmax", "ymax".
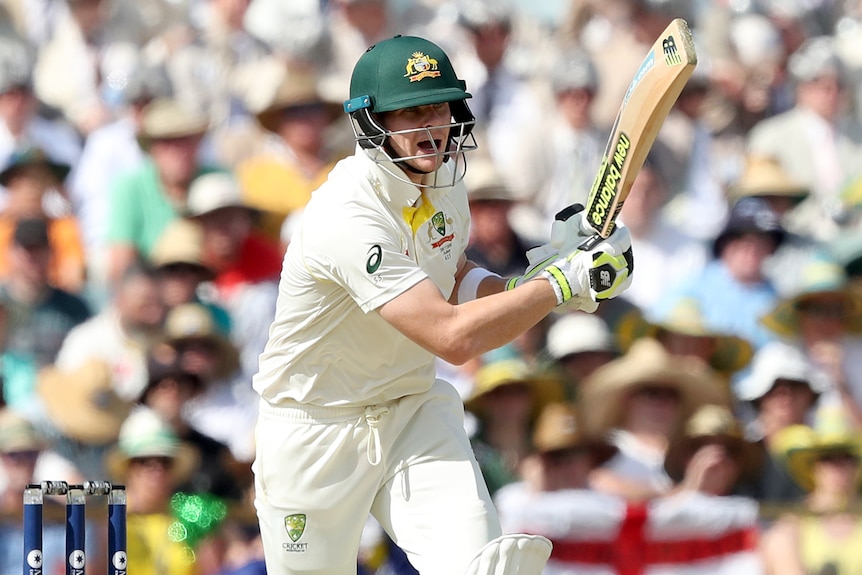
[{"xmin": 558, "ymin": 18, "xmax": 697, "ymax": 242}]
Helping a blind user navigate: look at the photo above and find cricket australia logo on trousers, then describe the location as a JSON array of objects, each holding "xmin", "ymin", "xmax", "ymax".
[{"xmin": 283, "ymin": 514, "xmax": 309, "ymax": 553}]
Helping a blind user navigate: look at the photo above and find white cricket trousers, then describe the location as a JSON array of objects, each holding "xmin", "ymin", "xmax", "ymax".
[{"xmin": 254, "ymin": 379, "xmax": 502, "ymax": 575}]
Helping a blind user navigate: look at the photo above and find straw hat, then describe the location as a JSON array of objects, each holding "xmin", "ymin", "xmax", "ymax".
[
  {"xmin": 579, "ymin": 338, "xmax": 731, "ymax": 436},
  {"xmin": 532, "ymin": 402, "xmax": 617, "ymax": 464},
  {"xmin": 0, "ymin": 409, "xmax": 45, "ymax": 453},
  {"xmin": 775, "ymin": 421, "xmax": 862, "ymax": 493},
  {"xmin": 254, "ymin": 68, "xmax": 341, "ymax": 134},
  {"xmin": 664, "ymin": 404, "xmax": 763, "ymax": 482},
  {"xmin": 37, "ymin": 359, "xmax": 132, "ymax": 445},
  {"xmin": 163, "ymin": 303, "xmax": 240, "ymax": 379},
  {"xmin": 735, "ymin": 341, "xmax": 830, "ymax": 402},
  {"xmin": 137, "ymin": 98, "xmax": 209, "ymax": 149},
  {"xmin": 728, "ymin": 156, "xmax": 809, "ymax": 205},
  {"xmin": 649, "ymin": 297, "xmax": 753, "ymax": 373},
  {"xmin": 546, "ymin": 312, "xmax": 619, "ymax": 360},
  {"xmin": 760, "ymin": 259, "xmax": 862, "ymax": 337},
  {"xmin": 105, "ymin": 408, "xmax": 200, "ymax": 485},
  {"xmin": 464, "ymin": 359, "xmax": 563, "ymax": 418},
  {"xmin": 149, "ymin": 218, "xmax": 212, "ymax": 276}
]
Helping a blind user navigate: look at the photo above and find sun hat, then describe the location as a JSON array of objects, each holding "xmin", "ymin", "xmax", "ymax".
[
  {"xmin": 775, "ymin": 417, "xmax": 862, "ymax": 493},
  {"xmin": 0, "ymin": 409, "xmax": 45, "ymax": 453},
  {"xmin": 760, "ymin": 259, "xmax": 862, "ymax": 337},
  {"xmin": 735, "ymin": 341, "xmax": 830, "ymax": 402},
  {"xmin": 649, "ymin": 297, "xmax": 753, "ymax": 374},
  {"xmin": 532, "ymin": 402, "xmax": 617, "ymax": 464},
  {"xmin": 464, "ymin": 358, "xmax": 563, "ymax": 418},
  {"xmin": 186, "ymin": 171, "xmax": 252, "ymax": 218},
  {"xmin": 578, "ymin": 337, "xmax": 731, "ymax": 437},
  {"xmin": 0, "ymin": 34, "xmax": 34, "ymax": 94},
  {"xmin": 254, "ymin": 68, "xmax": 341, "ymax": 134},
  {"xmin": 105, "ymin": 408, "xmax": 199, "ymax": 485},
  {"xmin": 546, "ymin": 312, "xmax": 619, "ymax": 361},
  {"xmin": 664, "ymin": 404, "xmax": 763, "ymax": 482},
  {"xmin": 712, "ymin": 197, "xmax": 785, "ymax": 258},
  {"xmin": 149, "ymin": 218, "xmax": 213, "ymax": 277},
  {"xmin": 787, "ymin": 36, "xmax": 843, "ymax": 84},
  {"xmin": 163, "ymin": 303, "xmax": 240, "ymax": 379},
  {"xmin": 728, "ymin": 155, "xmax": 809, "ymax": 205},
  {"xmin": 464, "ymin": 155, "xmax": 517, "ymax": 203},
  {"xmin": 136, "ymin": 98, "xmax": 209, "ymax": 150},
  {"xmin": 550, "ymin": 48, "xmax": 597, "ymax": 94},
  {"xmin": 37, "ymin": 359, "xmax": 132, "ymax": 445},
  {"xmin": 0, "ymin": 147, "xmax": 71, "ymax": 186}
]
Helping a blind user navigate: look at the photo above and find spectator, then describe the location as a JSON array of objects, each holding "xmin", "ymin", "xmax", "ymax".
[
  {"xmin": 582, "ymin": 337, "xmax": 729, "ymax": 501},
  {"xmin": 515, "ymin": 47, "xmax": 603, "ymax": 228},
  {"xmin": 139, "ymin": 343, "xmax": 245, "ymax": 502},
  {"xmin": 105, "ymin": 97, "xmax": 210, "ymax": 284},
  {"xmin": 66, "ymin": 60, "xmax": 171, "ymax": 301},
  {"xmin": 655, "ymin": 197, "xmax": 785, "ymax": 349},
  {"xmin": 748, "ymin": 36, "xmax": 862, "ymax": 241},
  {"xmin": 104, "ymin": 407, "xmax": 200, "ymax": 575},
  {"xmin": 0, "ymin": 148, "xmax": 85, "ymax": 293},
  {"xmin": 760, "ymin": 258, "xmax": 862, "ymax": 427},
  {"xmin": 0, "ymin": 31, "xmax": 81, "ymax": 170},
  {"xmin": 237, "ymin": 66, "xmax": 346, "ymax": 243},
  {"xmin": 463, "ymin": 155, "xmax": 531, "ymax": 277},
  {"xmin": 54, "ymin": 263, "xmax": 165, "ymax": 402},
  {"xmin": 0, "ymin": 218, "xmax": 90, "ymax": 375},
  {"xmin": 761, "ymin": 420, "xmax": 862, "ymax": 575},
  {"xmin": 544, "ymin": 311, "xmax": 620, "ymax": 400},
  {"xmin": 157, "ymin": 0, "xmax": 271, "ymax": 139},
  {"xmin": 729, "ymin": 155, "xmax": 817, "ymax": 298},
  {"xmin": 35, "ymin": 358, "xmax": 131, "ymax": 480},
  {"xmin": 32, "ymin": 0, "xmax": 153, "ymax": 135},
  {"xmin": 664, "ymin": 404, "xmax": 763, "ymax": 497},
  {"xmin": 185, "ymin": 171, "xmax": 281, "ymax": 407},
  {"xmin": 464, "ymin": 358, "xmax": 563, "ymax": 496},
  {"xmin": 149, "ymin": 217, "xmax": 230, "ymax": 333},
  {"xmin": 0, "ymin": 409, "xmax": 67, "ymax": 575},
  {"xmin": 619, "ymin": 162, "xmax": 708, "ymax": 310},
  {"xmin": 735, "ymin": 341, "xmax": 830, "ymax": 504},
  {"xmin": 160, "ymin": 302, "xmax": 252, "ymax": 461},
  {"xmin": 649, "ymin": 297, "xmax": 754, "ymax": 384}
]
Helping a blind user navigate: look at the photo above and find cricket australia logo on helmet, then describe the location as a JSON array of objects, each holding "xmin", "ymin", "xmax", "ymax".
[
  {"xmin": 343, "ymin": 35, "xmax": 478, "ymax": 189},
  {"xmin": 405, "ymin": 52, "xmax": 441, "ymax": 82}
]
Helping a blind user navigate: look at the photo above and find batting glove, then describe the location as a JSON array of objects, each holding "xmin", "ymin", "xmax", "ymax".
[{"xmin": 541, "ymin": 223, "xmax": 634, "ymax": 309}]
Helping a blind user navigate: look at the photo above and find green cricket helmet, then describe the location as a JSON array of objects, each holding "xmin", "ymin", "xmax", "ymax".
[{"xmin": 343, "ymin": 35, "xmax": 477, "ymax": 188}]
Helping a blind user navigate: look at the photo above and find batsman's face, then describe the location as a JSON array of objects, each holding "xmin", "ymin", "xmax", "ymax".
[{"xmin": 380, "ymin": 102, "xmax": 452, "ymax": 181}]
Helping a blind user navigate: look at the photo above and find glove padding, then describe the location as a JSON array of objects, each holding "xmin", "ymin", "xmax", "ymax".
[{"xmin": 540, "ymin": 223, "xmax": 633, "ymax": 309}]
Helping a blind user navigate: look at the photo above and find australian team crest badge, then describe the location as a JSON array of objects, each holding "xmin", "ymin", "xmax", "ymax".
[{"xmin": 405, "ymin": 52, "xmax": 441, "ymax": 82}]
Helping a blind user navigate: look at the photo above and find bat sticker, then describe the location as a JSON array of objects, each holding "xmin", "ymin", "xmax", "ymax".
[{"xmin": 663, "ymin": 36, "xmax": 682, "ymax": 66}]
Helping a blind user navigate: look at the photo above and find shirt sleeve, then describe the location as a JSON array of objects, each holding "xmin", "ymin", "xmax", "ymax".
[{"xmin": 301, "ymin": 202, "xmax": 427, "ymax": 313}]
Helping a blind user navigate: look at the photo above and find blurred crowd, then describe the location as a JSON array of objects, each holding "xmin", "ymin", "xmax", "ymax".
[{"xmin": 1, "ymin": 0, "xmax": 862, "ymax": 573}]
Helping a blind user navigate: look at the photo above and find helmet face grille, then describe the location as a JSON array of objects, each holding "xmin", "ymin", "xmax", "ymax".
[{"xmin": 348, "ymin": 115, "xmax": 478, "ymax": 189}]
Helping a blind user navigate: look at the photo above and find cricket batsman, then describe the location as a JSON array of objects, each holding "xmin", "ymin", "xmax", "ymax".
[{"xmin": 252, "ymin": 34, "xmax": 634, "ymax": 575}]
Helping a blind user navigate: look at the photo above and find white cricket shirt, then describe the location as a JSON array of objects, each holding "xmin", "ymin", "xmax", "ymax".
[{"xmin": 253, "ymin": 148, "xmax": 471, "ymax": 406}]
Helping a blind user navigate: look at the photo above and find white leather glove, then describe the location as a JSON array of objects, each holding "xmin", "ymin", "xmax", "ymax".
[{"xmin": 540, "ymin": 222, "xmax": 633, "ymax": 310}]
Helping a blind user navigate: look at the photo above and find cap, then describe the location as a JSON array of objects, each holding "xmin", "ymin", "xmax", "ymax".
[
  {"xmin": 712, "ymin": 197, "xmax": 785, "ymax": 257},
  {"xmin": 186, "ymin": 171, "xmax": 249, "ymax": 217},
  {"xmin": 788, "ymin": 36, "xmax": 843, "ymax": 84},
  {"xmin": 13, "ymin": 218, "xmax": 50, "ymax": 249},
  {"xmin": 546, "ymin": 313, "xmax": 617, "ymax": 360},
  {"xmin": 550, "ymin": 49, "xmax": 598, "ymax": 93}
]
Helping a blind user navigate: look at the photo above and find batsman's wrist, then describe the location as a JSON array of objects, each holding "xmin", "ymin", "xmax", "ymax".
[{"xmin": 540, "ymin": 265, "xmax": 575, "ymax": 305}]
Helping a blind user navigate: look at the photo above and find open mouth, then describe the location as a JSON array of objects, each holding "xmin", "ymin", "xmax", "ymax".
[{"xmin": 416, "ymin": 139, "xmax": 442, "ymax": 155}]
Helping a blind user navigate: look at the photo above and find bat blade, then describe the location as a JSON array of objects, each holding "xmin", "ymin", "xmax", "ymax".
[{"xmin": 580, "ymin": 17, "xmax": 697, "ymax": 238}]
